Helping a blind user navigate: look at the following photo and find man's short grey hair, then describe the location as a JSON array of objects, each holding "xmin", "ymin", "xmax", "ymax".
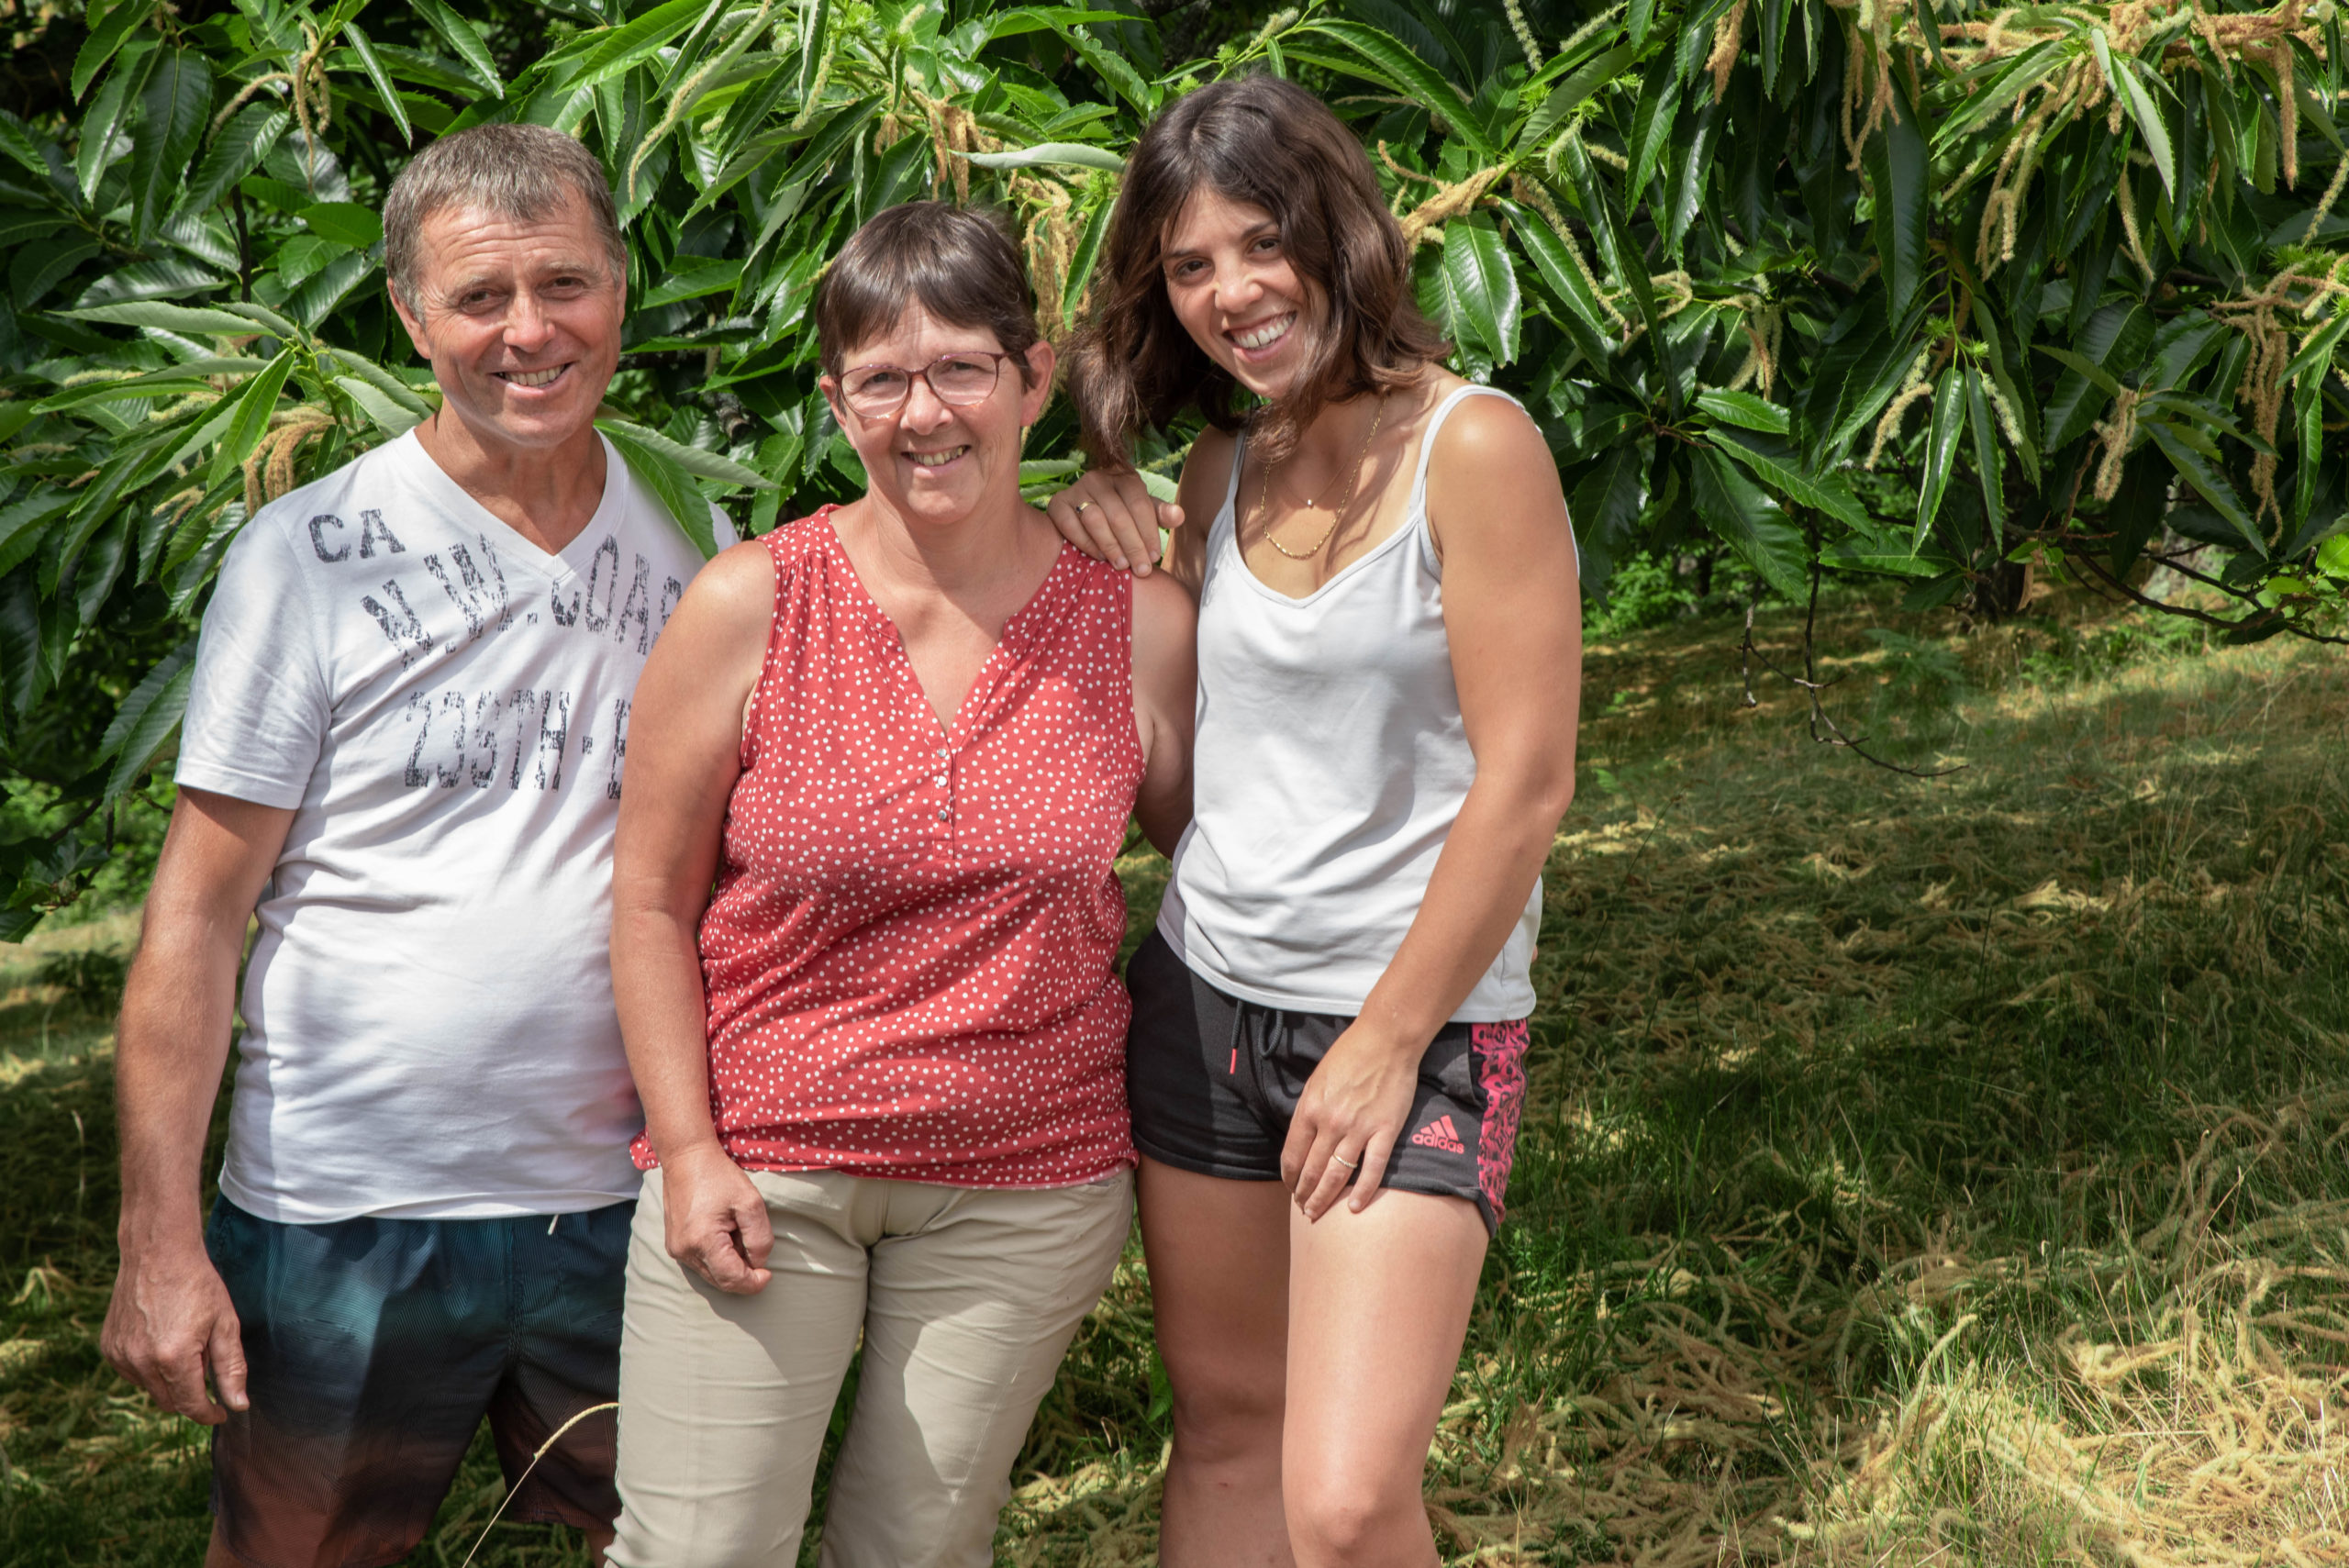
[{"xmin": 383, "ymin": 123, "xmax": 628, "ymax": 311}]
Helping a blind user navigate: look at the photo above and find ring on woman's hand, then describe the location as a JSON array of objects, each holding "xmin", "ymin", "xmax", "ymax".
[
  {"xmin": 1072, "ymin": 500, "xmax": 1094, "ymax": 513},
  {"xmin": 1331, "ymin": 1153, "xmax": 1359, "ymax": 1170}
]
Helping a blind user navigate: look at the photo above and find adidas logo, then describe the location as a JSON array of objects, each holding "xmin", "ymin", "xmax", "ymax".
[{"xmin": 1409, "ymin": 1114, "xmax": 1465, "ymax": 1154}]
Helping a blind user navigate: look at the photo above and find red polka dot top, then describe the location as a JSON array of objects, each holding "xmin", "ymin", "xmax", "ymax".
[{"xmin": 629, "ymin": 508, "xmax": 1141, "ymax": 1187}]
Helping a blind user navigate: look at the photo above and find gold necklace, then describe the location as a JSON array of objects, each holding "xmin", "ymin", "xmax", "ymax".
[{"xmin": 1256, "ymin": 393, "xmax": 1388, "ymax": 561}]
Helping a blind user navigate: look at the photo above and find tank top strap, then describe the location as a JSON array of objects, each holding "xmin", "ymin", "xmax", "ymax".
[
  {"xmin": 1407, "ymin": 384, "xmax": 1523, "ymax": 517},
  {"xmin": 1209, "ymin": 429, "xmax": 1248, "ymax": 556}
]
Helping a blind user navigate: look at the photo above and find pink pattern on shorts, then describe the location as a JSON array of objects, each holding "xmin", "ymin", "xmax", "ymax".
[{"xmin": 1471, "ymin": 1020, "xmax": 1530, "ymax": 1224}]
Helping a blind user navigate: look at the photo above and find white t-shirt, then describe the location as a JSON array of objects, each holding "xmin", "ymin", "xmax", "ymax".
[{"xmin": 177, "ymin": 429, "xmax": 733, "ymax": 1224}]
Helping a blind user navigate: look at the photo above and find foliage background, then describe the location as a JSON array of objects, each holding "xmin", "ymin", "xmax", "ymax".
[
  {"xmin": 1, "ymin": 0, "xmax": 2345, "ymax": 929},
  {"xmin": 4, "ymin": 6, "xmax": 2349, "ymax": 1562}
]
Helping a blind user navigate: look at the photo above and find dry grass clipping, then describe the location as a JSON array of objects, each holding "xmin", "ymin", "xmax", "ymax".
[{"xmin": 1798, "ymin": 1106, "xmax": 2349, "ymax": 1565}]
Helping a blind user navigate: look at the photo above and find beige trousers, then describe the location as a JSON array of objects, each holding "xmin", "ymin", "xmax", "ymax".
[{"xmin": 607, "ymin": 1165, "xmax": 1132, "ymax": 1568}]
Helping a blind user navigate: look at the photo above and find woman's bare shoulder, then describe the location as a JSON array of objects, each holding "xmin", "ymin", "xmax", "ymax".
[
  {"xmin": 1186, "ymin": 423, "xmax": 1240, "ymax": 461},
  {"xmin": 1414, "ymin": 365, "xmax": 1472, "ymax": 401},
  {"xmin": 1418, "ymin": 385, "xmax": 1567, "ymax": 564},
  {"xmin": 698, "ymin": 534, "xmax": 781, "ymax": 594},
  {"xmin": 1131, "ymin": 562, "xmax": 1197, "ymax": 637},
  {"xmin": 1178, "ymin": 426, "xmax": 1239, "ymax": 506},
  {"xmin": 666, "ymin": 536, "xmax": 778, "ymax": 646},
  {"xmin": 1427, "ymin": 387, "xmax": 1551, "ymax": 474}
]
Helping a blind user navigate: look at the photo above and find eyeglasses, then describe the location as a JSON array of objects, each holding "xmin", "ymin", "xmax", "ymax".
[{"xmin": 835, "ymin": 351, "xmax": 1010, "ymax": 417}]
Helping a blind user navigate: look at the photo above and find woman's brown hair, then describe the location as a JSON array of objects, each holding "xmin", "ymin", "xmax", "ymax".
[
  {"xmin": 1070, "ymin": 75, "xmax": 1449, "ymax": 468},
  {"xmin": 815, "ymin": 202, "xmax": 1041, "ymax": 384}
]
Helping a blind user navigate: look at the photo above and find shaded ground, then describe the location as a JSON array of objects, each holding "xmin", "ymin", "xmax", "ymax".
[{"xmin": 4, "ymin": 591, "xmax": 2344, "ymax": 1565}]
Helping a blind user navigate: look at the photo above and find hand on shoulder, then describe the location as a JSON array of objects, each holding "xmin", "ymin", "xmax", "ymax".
[{"xmin": 1048, "ymin": 468, "xmax": 1185, "ymax": 575}]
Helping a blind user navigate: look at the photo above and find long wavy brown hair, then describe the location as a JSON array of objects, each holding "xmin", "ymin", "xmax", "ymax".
[{"xmin": 1069, "ymin": 75, "xmax": 1449, "ymax": 470}]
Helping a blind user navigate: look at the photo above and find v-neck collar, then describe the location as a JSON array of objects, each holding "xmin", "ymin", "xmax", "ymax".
[
  {"xmin": 390, "ymin": 428, "xmax": 625, "ymax": 581},
  {"xmin": 815, "ymin": 505, "xmax": 1075, "ymax": 744},
  {"xmin": 1225, "ymin": 486, "xmax": 1424, "ymax": 608}
]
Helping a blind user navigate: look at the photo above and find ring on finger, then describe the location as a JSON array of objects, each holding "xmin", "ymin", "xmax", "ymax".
[
  {"xmin": 1331, "ymin": 1152, "xmax": 1359, "ymax": 1170},
  {"xmin": 1073, "ymin": 500, "xmax": 1094, "ymax": 512}
]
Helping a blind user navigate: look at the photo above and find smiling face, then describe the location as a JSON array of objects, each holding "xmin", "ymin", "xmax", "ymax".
[
  {"xmin": 823, "ymin": 305, "xmax": 1054, "ymax": 529},
  {"xmin": 391, "ymin": 194, "xmax": 624, "ymax": 456},
  {"xmin": 1161, "ymin": 186, "xmax": 1319, "ymax": 402}
]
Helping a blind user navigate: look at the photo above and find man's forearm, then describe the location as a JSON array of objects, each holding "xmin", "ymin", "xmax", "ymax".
[
  {"xmin": 115, "ymin": 922, "xmax": 245, "ymax": 1240},
  {"xmin": 101, "ymin": 789, "xmax": 288, "ymax": 1423}
]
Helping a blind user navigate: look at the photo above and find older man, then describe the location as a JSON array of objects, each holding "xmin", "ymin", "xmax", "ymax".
[{"xmin": 99, "ymin": 124, "xmax": 729, "ymax": 1567}]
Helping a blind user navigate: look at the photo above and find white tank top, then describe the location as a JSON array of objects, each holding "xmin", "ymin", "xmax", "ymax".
[{"xmin": 1158, "ymin": 384, "xmax": 1550, "ymax": 1020}]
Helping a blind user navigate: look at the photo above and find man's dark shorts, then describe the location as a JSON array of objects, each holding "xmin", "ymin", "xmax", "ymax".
[
  {"xmin": 204, "ymin": 1195, "xmax": 633, "ymax": 1568},
  {"xmin": 1125, "ymin": 930, "xmax": 1529, "ymax": 1233}
]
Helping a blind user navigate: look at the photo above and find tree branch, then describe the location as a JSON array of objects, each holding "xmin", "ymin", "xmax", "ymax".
[
  {"xmin": 1738, "ymin": 535, "xmax": 1968, "ymax": 782},
  {"xmin": 2065, "ymin": 548, "xmax": 2349, "ymax": 647}
]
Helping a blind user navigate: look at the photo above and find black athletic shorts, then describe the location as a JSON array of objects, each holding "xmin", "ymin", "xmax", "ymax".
[{"xmin": 1125, "ymin": 930, "xmax": 1529, "ymax": 1233}]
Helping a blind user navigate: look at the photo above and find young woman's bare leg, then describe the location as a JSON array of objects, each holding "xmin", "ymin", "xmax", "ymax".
[
  {"xmin": 1280, "ymin": 1190, "xmax": 1488, "ymax": 1568},
  {"xmin": 1139, "ymin": 1157, "xmax": 1297, "ymax": 1568}
]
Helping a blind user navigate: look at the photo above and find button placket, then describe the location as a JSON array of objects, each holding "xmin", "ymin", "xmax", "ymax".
[{"xmin": 935, "ymin": 745, "xmax": 952, "ymax": 823}]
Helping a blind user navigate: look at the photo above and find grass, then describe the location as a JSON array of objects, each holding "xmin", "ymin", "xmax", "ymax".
[{"xmin": 4, "ymin": 585, "xmax": 2346, "ymax": 1565}]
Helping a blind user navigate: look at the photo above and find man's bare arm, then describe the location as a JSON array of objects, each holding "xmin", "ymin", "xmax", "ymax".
[{"xmin": 100, "ymin": 788, "xmax": 294, "ymax": 1424}]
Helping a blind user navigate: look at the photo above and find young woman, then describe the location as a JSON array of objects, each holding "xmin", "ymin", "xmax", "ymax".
[
  {"xmin": 605, "ymin": 202, "xmax": 1194, "ymax": 1565},
  {"xmin": 1049, "ymin": 77, "xmax": 1583, "ymax": 1568}
]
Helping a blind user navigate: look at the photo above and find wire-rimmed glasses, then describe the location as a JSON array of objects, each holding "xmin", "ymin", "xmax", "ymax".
[{"xmin": 835, "ymin": 351, "xmax": 1011, "ymax": 417}]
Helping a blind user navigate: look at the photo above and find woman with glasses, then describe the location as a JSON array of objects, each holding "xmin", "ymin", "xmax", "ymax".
[{"xmin": 603, "ymin": 202, "xmax": 1195, "ymax": 1565}]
